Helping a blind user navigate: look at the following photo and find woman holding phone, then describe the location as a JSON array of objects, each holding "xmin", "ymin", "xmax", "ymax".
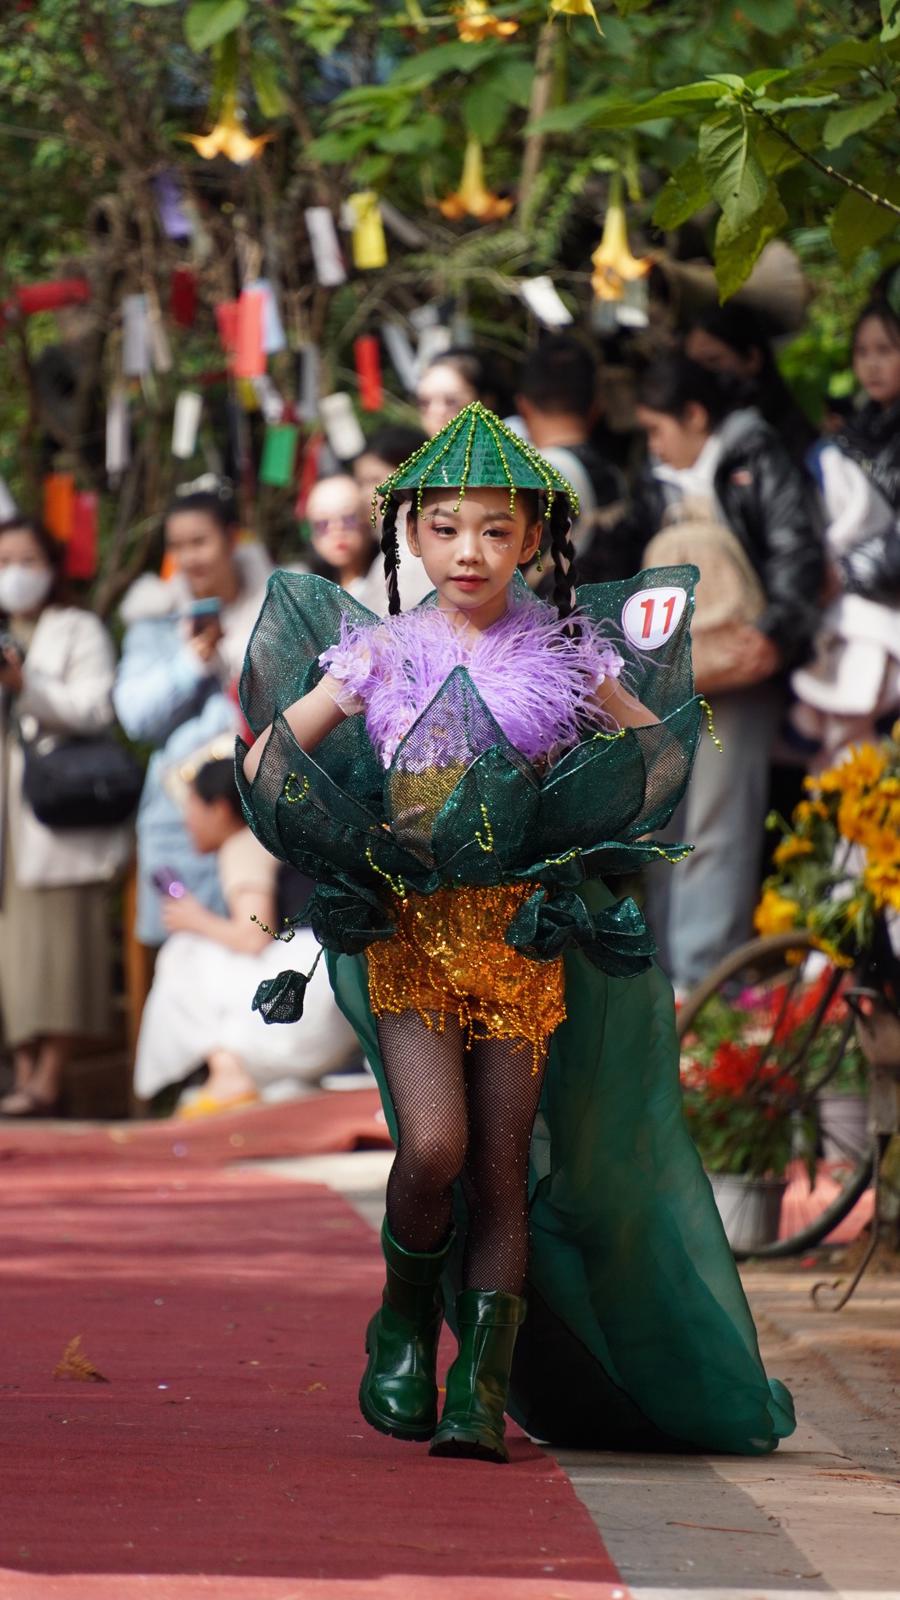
[{"xmin": 114, "ymin": 478, "xmax": 271, "ymax": 948}]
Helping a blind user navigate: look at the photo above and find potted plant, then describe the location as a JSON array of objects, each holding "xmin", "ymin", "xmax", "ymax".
[
  {"xmin": 680, "ymin": 1018, "xmax": 804, "ymax": 1251},
  {"xmin": 816, "ymin": 1044, "xmax": 869, "ymax": 1165}
]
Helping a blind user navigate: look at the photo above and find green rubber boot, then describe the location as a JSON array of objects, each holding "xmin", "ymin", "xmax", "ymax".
[
  {"xmin": 429, "ymin": 1290, "xmax": 527, "ymax": 1463},
  {"xmin": 358, "ymin": 1220, "xmax": 453, "ymax": 1442}
]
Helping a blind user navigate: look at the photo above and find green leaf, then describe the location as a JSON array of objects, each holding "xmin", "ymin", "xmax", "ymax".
[
  {"xmin": 249, "ymin": 53, "xmax": 287, "ymax": 118},
  {"xmin": 823, "ymin": 92, "xmax": 896, "ymax": 149},
  {"xmin": 464, "ymin": 79, "xmax": 509, "ymax": 144},
  {"xmin": 698, "ymin": 112, "xmax": 767, "ymax": 227},
  {"xmin": 652, "ymin": 156, "xmax": 710, "ymax": 230},
  {"xmin": 307, "ymin": 127, "xmax": 371, "ymax": 163},
  {"xmin": 755, "ymin": 94, "xmax": 840, "ymax": 113},
  {"xmin": 733, "ymin": 0, "xmax": 796, "ymax": 34},
  {"xmin": 377, "ymin": 116, "xmax": 443, "ymax": 154},
  {"xmin": 745, "ymin": 69, "xmax": 791, "ymax": 90},
  {"xmin": 130, "ymin": 0, "xmax": 180, "ymax": 6},
  {"xmin": 490, "ymin": 55, "xmax": 535, "ymax": 109},
  {"xmin": 532, "ymin": 80, "xmax": 723, "ymax": 136},
  {"xmin": 882, "ymin": 0, "xmax": 900, "ymax": 41},
  {"xmin": 185, "ymin": 0, "xmax": 247, "ymax": 52},
  {"xmin": 530, "ymin": 93, "xmax": 621, "ymax": 134},
  {"xmin": 831, "ymin": 177, "xmax": 900, "ymax": 266},
  {"xmin": 390, "ymin": 39, "xmax": 495, "ymax": 87},
  {"xmin": 714, "ymin": 184, "xmax": 787, "ymax": 299}
]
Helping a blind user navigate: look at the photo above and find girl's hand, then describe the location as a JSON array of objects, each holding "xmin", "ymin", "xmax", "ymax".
[
  {"xmin": 594, "ymin": 676, "xmax": 659, "ymax": 728},
  {"xmin": 162, "ymin": 892, "xmax": 211, "ymax": 936},
  {"xmin": 243, "ymin": 676, "xmax": 348, "ymax": 782}
]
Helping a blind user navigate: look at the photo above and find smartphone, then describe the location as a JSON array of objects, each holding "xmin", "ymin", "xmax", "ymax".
[
  {"xmin": 152, "ymin": 866, "xmax": 186, "ymax": 899},
  {"xmin": 185, "ymin": 597, "xmax": 222, "ymax": 636}
]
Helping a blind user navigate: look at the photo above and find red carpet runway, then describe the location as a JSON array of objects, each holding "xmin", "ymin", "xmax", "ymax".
[{"xmin": 0, "ymin": 1095, "xmax": 627, "ymax": 1599}]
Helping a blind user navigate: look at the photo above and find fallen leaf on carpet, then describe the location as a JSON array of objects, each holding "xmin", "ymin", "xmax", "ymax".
[{"xmin": 53, "ymin": 1335, "xmax": 109, "ymax": 1383}]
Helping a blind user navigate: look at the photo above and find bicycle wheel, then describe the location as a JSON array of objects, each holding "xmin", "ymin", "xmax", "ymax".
[{"xmin": 678, "ymin": 931, "xmax": 873, "ymax": 1261}]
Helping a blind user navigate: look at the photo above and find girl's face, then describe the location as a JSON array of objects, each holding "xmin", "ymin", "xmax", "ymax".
[
  {"xmin": 307, "ymin": 475, "xmax": 371, "ymax": 580},
  {"xmin": 853, "ymin": 315, "xmax": 900, "ymax": 408},
  {"xmin": 408, "ymin": 487, "xmax": 542, "ymax": 628},
  {"xmin": 165, "ymin": 510, "xmax": 237, "ymax": 600},
  {"xmin": 636, "ymin": 401, "xmax": 711, "ymax": 469},
  {"xmin": 417, "ymin": 363, "xmax": 478, "ymax": 438}
]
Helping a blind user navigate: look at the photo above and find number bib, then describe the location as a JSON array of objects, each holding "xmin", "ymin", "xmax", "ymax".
[{"xmin": 621, "ymin": 586, "xmax": 687, "ymax": 651}]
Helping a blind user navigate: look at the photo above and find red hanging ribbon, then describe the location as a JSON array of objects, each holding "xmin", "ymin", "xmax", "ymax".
[
  {"xmin": 170, "ymin": 266, "xmax": 197, "ymax": 329},
  {"xmin": 354, "ymin": 334, "xmax": 383, "ymax": 412},
  {"xmin": 66, "ymin": 492, "xmax": 99, "ymax": 580}
]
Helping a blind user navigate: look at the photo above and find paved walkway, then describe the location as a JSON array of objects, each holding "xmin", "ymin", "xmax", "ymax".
[
  {"xmin": 272, "ymin": 1149, "xmax": 900, "ymax": 1600},
  {"xmin": 2, "ymin": 1106, "xmax": 897, "ymax": 1599}
]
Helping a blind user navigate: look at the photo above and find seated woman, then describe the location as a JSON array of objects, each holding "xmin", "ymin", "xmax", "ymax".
[{"xmin": 133, "ymin": 758, "xmax": 359, "ymax": 1115}]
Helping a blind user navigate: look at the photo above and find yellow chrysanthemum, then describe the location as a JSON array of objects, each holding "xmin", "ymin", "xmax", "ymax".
[
  {"xmin": 773, "ymin": 835, "xmax": 815, "ymax": 867},
  {"xmin": 754, "ymin": 887, "xmax": 800, "ymax": 938}
]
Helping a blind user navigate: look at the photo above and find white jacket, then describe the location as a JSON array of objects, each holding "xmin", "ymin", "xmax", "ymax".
[{"xmin": 1, "ymin": 606, "xmax": 132, "ymax": 889}]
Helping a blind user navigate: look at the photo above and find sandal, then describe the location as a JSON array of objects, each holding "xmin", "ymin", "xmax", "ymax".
[{"xmin": 0, "ymin": 1087, "xmax": 58, "ymax": 1119}]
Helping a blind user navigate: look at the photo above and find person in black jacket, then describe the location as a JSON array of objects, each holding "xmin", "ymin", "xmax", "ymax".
[
  {"xmin": 685, "ymin": 303, "xmax": 818, "ymax": 467},
  {"xmin": 614, "ymin": 357, "xmax": 825, "ymax": 990}
]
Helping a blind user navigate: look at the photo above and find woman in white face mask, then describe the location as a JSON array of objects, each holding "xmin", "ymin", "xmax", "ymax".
[{"xmin": 0, "ymin": 518, "xmax": 130, "ymax": 1117}]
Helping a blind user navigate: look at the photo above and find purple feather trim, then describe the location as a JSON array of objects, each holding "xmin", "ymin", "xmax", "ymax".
[{"xmin": 319, "ymin": 594, "xmax": 623, "ymax": 768}]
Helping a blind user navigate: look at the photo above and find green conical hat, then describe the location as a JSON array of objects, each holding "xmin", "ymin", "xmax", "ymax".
[{"xmin": 374, "ymin": 400, "xmax": 579, "ymax": 520}]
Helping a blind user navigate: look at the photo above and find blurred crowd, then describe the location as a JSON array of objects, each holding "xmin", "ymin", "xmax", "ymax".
[{"xmin": 2, "ymin": 285, "xmax": 899, "ymax": 1119}]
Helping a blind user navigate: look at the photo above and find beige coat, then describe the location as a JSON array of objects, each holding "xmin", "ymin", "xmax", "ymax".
[{"xmin": 1, "ymin": 606, "xmax": 132, "ymax": 889}]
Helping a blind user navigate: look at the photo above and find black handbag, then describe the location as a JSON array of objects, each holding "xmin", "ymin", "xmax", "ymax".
[{"xmin": 22, "ymin": 732, "xmax": 144, "ymax": 830}]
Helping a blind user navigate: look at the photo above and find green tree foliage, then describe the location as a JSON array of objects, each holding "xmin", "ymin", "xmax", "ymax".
[{"xmin": 1, "ymin": 1, "xmax": 898, "ymax": 578}]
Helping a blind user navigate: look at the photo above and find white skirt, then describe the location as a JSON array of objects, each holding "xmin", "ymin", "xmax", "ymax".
[{"xmin": 133, "ymin": 930, "xmax": 359, "ymax": 1099}]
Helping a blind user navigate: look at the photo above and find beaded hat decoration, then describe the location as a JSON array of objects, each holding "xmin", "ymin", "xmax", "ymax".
[
  {"xmin": 373, "ymin": 400, "xmax": 581, "ymax": 620},
  {"xmin": 372, "ymin": 400, "xmax": 579, "ymax": 522}
]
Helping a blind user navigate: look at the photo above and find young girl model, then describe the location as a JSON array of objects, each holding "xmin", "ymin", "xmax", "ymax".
[{"xmin": 240, "ymin": 403, "xmax": 795, "ymax": 1463}]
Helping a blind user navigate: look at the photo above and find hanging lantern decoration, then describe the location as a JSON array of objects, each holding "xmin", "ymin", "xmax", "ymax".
[
  {"xmin": 439, "ymin": 138, "xmax": 513, "ymax": 223},
  {"xmin": 591, "ymin": 176, "xmax": 649, "ymax": 302},
  {"xmin": 455, "ymin": 1, "xmax": 519, "ymax": 42}
]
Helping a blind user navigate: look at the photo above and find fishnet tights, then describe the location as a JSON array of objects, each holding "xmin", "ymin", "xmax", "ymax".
[{"xmin": 377, "ymin": 1012, "xmax": 547, "ymax": 1294}]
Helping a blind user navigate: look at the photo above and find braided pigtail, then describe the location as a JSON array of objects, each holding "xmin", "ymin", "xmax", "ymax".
[
  {"xmin": 548, "ymin": 496, "xmax": 579, "ymax": 625},
  {"xmin": 380, "ymin": 496, "xmax": 402, "ymax": 616}
]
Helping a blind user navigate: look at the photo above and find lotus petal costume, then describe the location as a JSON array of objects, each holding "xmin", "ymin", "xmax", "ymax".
[{"xmin": 237, "ymin": 403, "xmax": 795, "ymax": 1456}]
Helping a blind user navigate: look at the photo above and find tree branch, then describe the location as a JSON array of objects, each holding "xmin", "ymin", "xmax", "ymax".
[
  {"xmin": 517, "ymin": 20, "xmax": 557, "ymax": 228},
  {"xmin": 753, "ymin": 105, "xmax": 900, "ymax": 218}
]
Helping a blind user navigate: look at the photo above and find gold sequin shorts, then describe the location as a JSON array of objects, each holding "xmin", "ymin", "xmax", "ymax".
[{"xmin": 366, "ymin": 882, "xmax": 566, "ymax": 1058}]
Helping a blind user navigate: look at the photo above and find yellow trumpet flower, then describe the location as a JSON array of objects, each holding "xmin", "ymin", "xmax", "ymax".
[
  {"xmin": 591, "ymin": 177, "xmax": 649, "ymax": 301},
  {"xmin": 456, "ymin": 0, "xmax": 519, "ymax": 40},
  {"xmin": 549, "ymin": 0, "xmax": 602, "ymax": 30},
  {"xmin": 182, "ymin": 96, "xmax": 272, "ymax": 165},
  {"xmin": 439, "ymin": 138, "xmax": 513, "ymax": 222}
]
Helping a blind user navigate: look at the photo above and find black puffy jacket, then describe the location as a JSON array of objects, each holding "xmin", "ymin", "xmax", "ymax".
[
  {"xmin": 833, "ymin": 401, "xmax": 900, "ymax": 600},
  {"xmin": 578, "ymin": 409, "xmax": 825, "ymax": 668}
]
